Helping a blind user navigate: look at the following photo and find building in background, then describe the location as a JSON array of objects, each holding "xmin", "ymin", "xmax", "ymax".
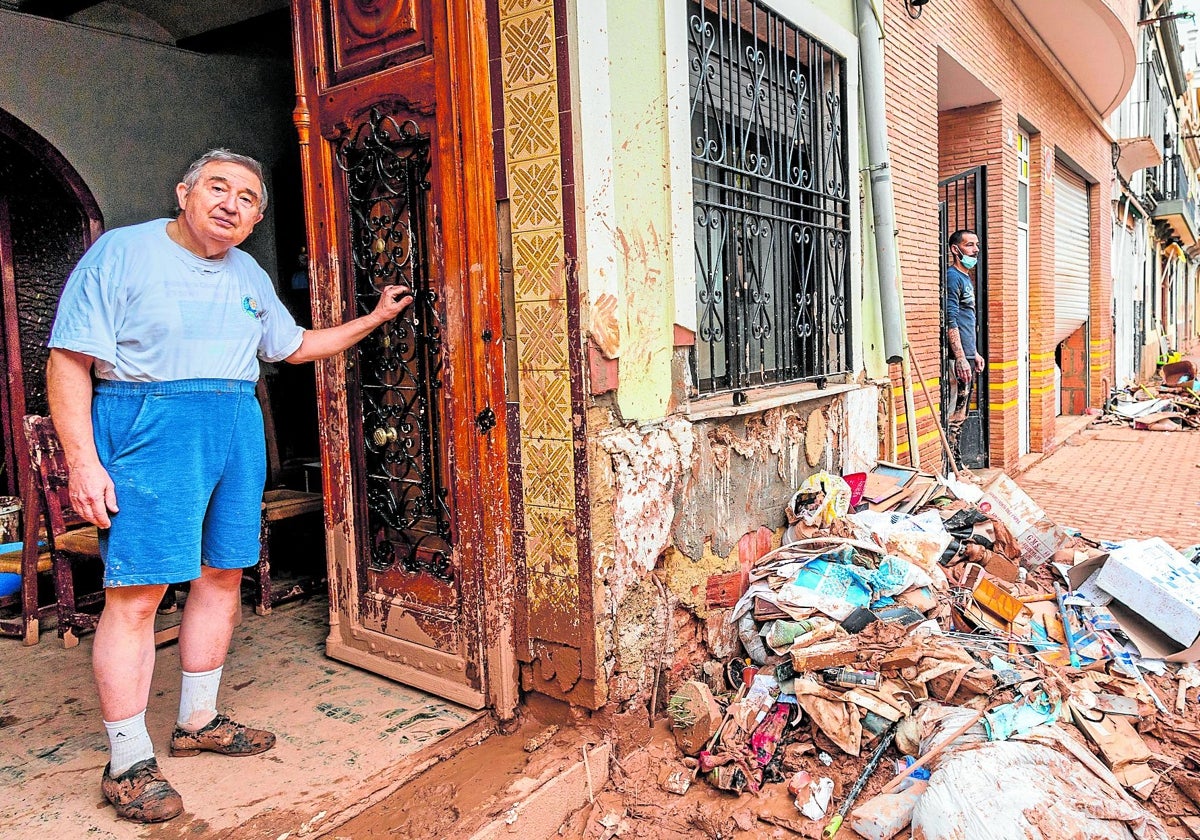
[{"xmin": 1111, "ymin": 0, "xmax": 1200, "ymax": 385}]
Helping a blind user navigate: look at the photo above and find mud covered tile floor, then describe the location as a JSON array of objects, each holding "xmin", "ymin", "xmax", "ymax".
[{"xmin": 0, "ymin": 597, "xmax": 482, "ymax": 840}]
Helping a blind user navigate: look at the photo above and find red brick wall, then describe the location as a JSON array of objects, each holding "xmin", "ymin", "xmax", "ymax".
[
  {"xmin": 883, "ymin": 0, "xmax": 1119, "ymax": 469},
  {"xmin": 1060, "ymin": 323, "xmax": 1089, "ymax": 413}
]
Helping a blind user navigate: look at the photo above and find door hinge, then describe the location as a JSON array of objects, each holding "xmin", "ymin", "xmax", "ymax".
[{"xmin": 475, "ymin": 406, "xmax": 497, "ymax": 434}]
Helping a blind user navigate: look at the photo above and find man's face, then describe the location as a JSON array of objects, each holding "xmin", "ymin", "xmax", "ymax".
[
  {"xmin": 954, "ymin": 233, "xmax": 980, "ymax": 260},
  {"xmin": 175, "ymin": 161, "xmax": 264, "ymax": 254}
]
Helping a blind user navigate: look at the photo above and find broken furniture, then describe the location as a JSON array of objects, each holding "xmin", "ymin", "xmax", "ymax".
[{"xmin": 245, "ymin": 379, "xmax": 324, "ymax": 616}]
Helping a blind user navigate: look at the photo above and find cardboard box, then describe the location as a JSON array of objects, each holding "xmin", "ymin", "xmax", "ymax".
[
  {"xmin": 1068, "ymin": 551, "xmax": 1200, "ymax": 662},
  {"xmin": 977, "ymin": 475, "xmax": 1068, "ymax": 567},
  {"xmin": 1095, "ymin": 538, "xmax": 1200, "ymax": 647}
]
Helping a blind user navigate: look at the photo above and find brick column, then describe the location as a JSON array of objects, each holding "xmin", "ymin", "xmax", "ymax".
[
  {"xmin": 1028, "ymin": 133, "xmax": 1057, "ymax": 449},
  {"xmin": 1088, "ymin": 175, "xmax": 1114, "ymax": 404}
]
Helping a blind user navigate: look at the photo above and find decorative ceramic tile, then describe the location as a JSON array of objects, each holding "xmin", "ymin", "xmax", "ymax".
[
  {"xmin": 499, "ymin": 6, "xmax": 555, "ymax": 92},
  {"xmin": 527, "ymin": 572, "xmax": 581, "ymax": 636},
  {"xmin": 512, "ymin": 230, "xmax": 566, "ymax": 302},
  {"xmin": 508, "ymin": 158, "xmax": 563, "ymax": 232},
  {"xmin": 515, "ymin": 300, "xmax": 570, "ymax": 371},
  {"xmin": 504, "ymin": 82, "xmax": 560, "ymax": 163},
  {"xmin": 521, "ymin": 437, "xmax": 575, "ymax": 508},
  {"xmin": 498, "ymin": 0, "xmax": 553, "ymax": 18},
  {"xmin": 527, "ymin": 574, "xmax": 581, "ymax": 641},
  {"xmin": 519, "ymin": 368, "xmax": 572, "ymax": 439},
  {"xmin": 525, "ymin": 505, "xmax": 579, "ymax": 578}
]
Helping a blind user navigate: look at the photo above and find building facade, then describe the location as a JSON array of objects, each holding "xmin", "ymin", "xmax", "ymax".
[{"xmin": 0, "ymin": 0, "xmax": 1147, "ymax": 722}]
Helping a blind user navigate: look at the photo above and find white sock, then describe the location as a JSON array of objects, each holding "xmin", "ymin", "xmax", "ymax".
[
  {"xmin": 105, "ymin": 711, "xmax": 154, "ymax": 776},
  {"xmin": 177, "ymin": 666, "xmax": 223, "ymax": 731}
]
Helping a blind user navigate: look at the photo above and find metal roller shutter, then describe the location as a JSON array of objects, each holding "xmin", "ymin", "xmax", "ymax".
[{"xmin": 1054, "ymin": 169, "xmax": 1090, "ymax": 344}]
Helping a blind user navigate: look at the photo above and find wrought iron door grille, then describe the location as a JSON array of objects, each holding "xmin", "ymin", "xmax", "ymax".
[
  {"xmin": 687, "ymin": 0, "xmax": 851, "ymax": 396},
  {"xmin": 336, "ymin": 108, "xmax": 455, "ymax": 583}
]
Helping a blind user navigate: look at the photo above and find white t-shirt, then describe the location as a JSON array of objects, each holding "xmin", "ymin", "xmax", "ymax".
[{"xmin": 49, "ymin": 219, "xmax": 304, "ymax": 382}]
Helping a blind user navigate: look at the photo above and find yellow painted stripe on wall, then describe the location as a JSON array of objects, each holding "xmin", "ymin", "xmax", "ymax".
[
  {"xmin": 987, "ymin": 380, "xmax": 1018, "ymax": 390},
  {"xmin": 1030, "ymin": 384, "xmax": 1055, "ymax": 395},
  {"xmin": 896, "ymin": 406, "xmax": 938, "ymax": 424},
  {"xmin": 989, "ymin": 399, "xmax": 1020, "ymax": 410},
  {"xmin": 989, "ymin": 360, "xmax": 1018, "ymax": 370},
  {"xmin": 1030, "ymin": 351, "xmax": 1055, "ymax": 361},
  {"xmin": 896, "ymin": 429, "xmax": 941, "ymax": 454}
]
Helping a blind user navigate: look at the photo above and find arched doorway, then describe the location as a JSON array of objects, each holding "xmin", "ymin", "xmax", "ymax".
[{"xmin": 0, "ymin": 108, "xmax": 103, "ymax": 497}]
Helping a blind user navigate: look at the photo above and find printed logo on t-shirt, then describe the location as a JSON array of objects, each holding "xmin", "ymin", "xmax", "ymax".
[{"xmin": 242, "ymin": 295, "xmax": 268, "ymax": 320}]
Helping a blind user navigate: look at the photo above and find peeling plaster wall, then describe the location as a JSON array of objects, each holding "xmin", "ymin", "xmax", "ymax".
[
  {"xmin": 599, "ymin": 418, "xmax": 694, "ymax": 604},
  {"xmin": 591, "ymin": 387, "xmax": 879, "ymax": 704}
]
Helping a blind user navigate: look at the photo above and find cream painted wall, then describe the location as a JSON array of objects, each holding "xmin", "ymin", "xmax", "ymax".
[
  {"xmin": 604, "ymin": 1, "xmax": 677, "ymax": 420},
  {"xmin": 0, "ymin": 10, "xmax": 295, "ymax": 278}
]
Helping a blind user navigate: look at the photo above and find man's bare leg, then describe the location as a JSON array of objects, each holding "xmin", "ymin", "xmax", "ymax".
[
  {"xmin": 176, "ymin": 566, "xmax": 241, "ymax": 730},
  {"xmin": 169, "ymin": 565, "xmax": 274, "ymax": 757},
  {"xmin": 94, "ymin": 583, "xmax": 169, "ymax": 723}
]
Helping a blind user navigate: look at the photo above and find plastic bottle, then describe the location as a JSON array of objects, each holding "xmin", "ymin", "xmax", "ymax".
[{"xmin": 848, "ymin": 780, "xmax": 928, "ymax": 840}]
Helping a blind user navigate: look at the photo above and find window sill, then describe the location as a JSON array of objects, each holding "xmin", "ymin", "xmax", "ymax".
[{"xmin": 683, "ymin": 379, "xmax": 865, "ymax": 422}]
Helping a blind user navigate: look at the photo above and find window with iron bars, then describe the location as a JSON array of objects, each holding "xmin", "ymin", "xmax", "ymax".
[{"xmin": 688, "ymin": 0, "xmax": 852, "ymax": 397}]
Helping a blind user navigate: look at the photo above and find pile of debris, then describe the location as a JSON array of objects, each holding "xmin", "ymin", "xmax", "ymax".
[
  {"xmin": 652, "ymin": 464, "xmax": 1200, "ymax": 839},
  {"xmin": 1099, "ymin": 360, "xmax": 1200, "ymax": 431}
]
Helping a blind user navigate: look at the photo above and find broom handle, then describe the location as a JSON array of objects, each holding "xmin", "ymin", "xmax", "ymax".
[{"xmin": 907, "ymin": 344, "xmax": 961, "ymax": 477}]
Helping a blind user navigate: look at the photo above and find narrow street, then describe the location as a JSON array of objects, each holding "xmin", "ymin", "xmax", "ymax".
[
  {"xmin": 1017, "ymin": 425, "xmax": 1200, "ymax": 550},
  {"xmin": 1015, "ymin": 350, "xmax": 1200, "ymax": 552}
]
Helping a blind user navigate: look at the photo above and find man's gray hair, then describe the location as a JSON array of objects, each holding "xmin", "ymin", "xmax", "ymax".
[{"xmin": 180, "ymin": 149, "xmax": 269, "ymax": 212}]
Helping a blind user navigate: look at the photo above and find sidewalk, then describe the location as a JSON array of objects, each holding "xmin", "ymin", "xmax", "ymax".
[{"xmin": 1016, "ymin": 421, "xmax": 1200, "ymax": 551}]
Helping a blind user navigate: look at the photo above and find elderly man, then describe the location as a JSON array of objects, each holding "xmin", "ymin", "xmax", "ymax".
[{"xmin": 47, "ymin": 149, "xmax": 411, "ymax": 823}]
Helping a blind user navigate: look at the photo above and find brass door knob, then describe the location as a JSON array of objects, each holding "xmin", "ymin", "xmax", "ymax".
[{"xmin": 372, "ymin": 426, "xmax": 398, "ymax": 446}]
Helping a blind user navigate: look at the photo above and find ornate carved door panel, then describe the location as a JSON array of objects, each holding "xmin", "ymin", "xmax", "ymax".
[{"xmin": 291, "ymin": 0, "xmax": 513, "ymax": 711}]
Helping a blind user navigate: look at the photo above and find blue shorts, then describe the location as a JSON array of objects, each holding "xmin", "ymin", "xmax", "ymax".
[{"xmin": 92, "ymin": 379, "xmax": 265, "ymax": 587}]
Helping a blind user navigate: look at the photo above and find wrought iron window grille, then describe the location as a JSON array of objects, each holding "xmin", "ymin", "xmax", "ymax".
[{"xmin": 687, "ymin": 0, "xmax": 852, "ymax": 399}]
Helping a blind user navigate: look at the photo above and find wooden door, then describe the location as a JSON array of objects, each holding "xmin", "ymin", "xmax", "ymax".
[{"xmin": 291, "ymin": 0, "xmax": 513, "ymax": 711}]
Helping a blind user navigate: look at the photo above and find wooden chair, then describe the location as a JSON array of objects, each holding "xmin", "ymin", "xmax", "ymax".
[
  {"xmin": 246, "ymin": 380, "xmax": 324, "ymax": 615},
  {"xmin": 0, "ymin": 470, "xmax": 56, "ymax": 645},
  {"xmin": 22, "ymin": 415, "xmax": 181, "ymax": 648},
  {"xmin": 23, "ymin": 414, "xmax": 105, "ymax": 648}
]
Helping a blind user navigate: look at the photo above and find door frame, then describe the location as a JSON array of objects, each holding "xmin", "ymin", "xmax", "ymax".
[
  {"xmin": 0, "ymin": 108, "xmax": 103, "ymax": 499},
  {"xmin": 289, "ymin": 0, "xmax": 517, "ymax": 717},
  {"xmin": 1016, "ymin": 129, "xmax": 1030, "ymax": 457}
]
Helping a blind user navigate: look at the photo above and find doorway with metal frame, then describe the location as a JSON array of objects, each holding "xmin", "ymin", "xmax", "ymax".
[{"xmin": 939, "ymin": 166, "xmax": 989, "ymax": 470}]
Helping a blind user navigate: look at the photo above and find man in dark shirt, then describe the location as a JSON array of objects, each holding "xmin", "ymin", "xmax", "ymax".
[{"xmin": 945, "ymin": 229, "xmax": 985, "ymax": 464}]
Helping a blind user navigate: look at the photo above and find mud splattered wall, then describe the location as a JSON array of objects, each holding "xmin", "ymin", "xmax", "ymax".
[{"xmin": 567, "ymin": 0, "xmax": 875, "ymax": 709}]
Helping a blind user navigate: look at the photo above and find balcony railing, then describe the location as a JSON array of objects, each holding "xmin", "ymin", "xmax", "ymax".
[
  {"xmin": 1109, "ymin": 59, "xmax": 1167, "ymax": 156},
  {"xmin": 1148, "ymin": 152, "xmax": 1199, "ymax": 245}
]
